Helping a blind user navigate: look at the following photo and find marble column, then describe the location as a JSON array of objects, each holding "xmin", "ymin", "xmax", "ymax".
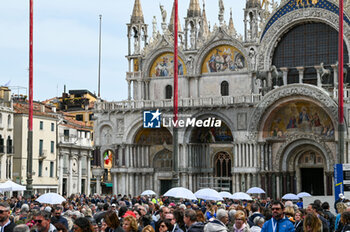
[
  {"xmin": 113, "ymin": 173, "xmax": 118, "ymax": 195},
  {"xmin": 128, "ymin": 80, "xmax": 131, "ymax": 100},
  {"xmin": 122, "ymin": 173, "xmax": 126, "ymax": 195},
  {"xmin": 87, "ymin": 153, "xmax": 91, "ymax": 195},
  {"xmin": 280, "ymin": 67, "xmax": 288, "ymax": 86},
  {"xmin": 249, "ymin": 144, "xmax": 253, "ymax": 167},
  {"xmin": 78, "ymin": 156, "xmax": 82, "ymax": 193},
  {"xmin": 189, "ymin": 174, "xmax": 193, "ymax": 191},
  {"xmin": 235, "ymin": 174, "xmax": 240, "ymax": 192},
  {"xmin": 282, "ymin": 172, "xmax": 287, "ymax": 195},
  {"xmin": 252, "ymin": 174, "xmax": 257, "ymax": 187},
  {"xmin": 234, "ymin": 144, "xmax": 238, "ymax": 167},
  {"xmin": 314, "ymin": 65, "xmax": 322, "ymax": 87},
  {"xmin": 96, "ymin": 176, "xmax": 102, "ymax": 195},
  {"xmin": 138, "ymin": 81, "xmax": 142, "ymax": 100},
  {"xmin": 276, "ymin": 173, "xmax": 280, "ymax": 199},
  {"xmin": 129, "ymin": 173, "xmax": 134, "ymax": 196},
  {"xmin": 135, "ymin": 174, "xmax": 139, "ymax": 196},
  {"xmin": 332, "ymin": 64, "xmax": 338, "ymax": 87},
  {"xmin": 247, "ymin": 173, "xmax": 251, "ymax": 190},
  {"xmin": 68, "ymin": 154, "xmax": 73, "ymax": 195},
  {"xmin": 59, "ymin": 155, "xmax": 64, "ymax": 195},
  {"xmin": 232, "ymin": 174, "xmax": 236, "ymax": 192},
  {"xmin": 289, "ymin": 172, "xmax": 295, "ymax": 193},
  {"xmin": 296, "ymin": 67, "xmax": 304, "ymax": 84},
  {"xmin": 142, "ymin": 174, "xmax": 146, "ymax": 192},
  {"xmin": 195, "ymin": 77, "xmax": 199, "ymax": 98}
]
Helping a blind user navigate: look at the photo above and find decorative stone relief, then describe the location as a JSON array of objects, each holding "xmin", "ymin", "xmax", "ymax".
[
  {"xmin": 117, "ymin": 119, "xmax": 124, "ymax": 134},
  {"xmin": 237, "ymin": 113, "xmax": 247, "ymax": 130}
]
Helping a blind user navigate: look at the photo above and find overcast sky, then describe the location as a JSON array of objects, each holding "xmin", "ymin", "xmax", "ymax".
[{"xmin": 0, "ymin": 0, "xmax": 278, "ymax": 101}]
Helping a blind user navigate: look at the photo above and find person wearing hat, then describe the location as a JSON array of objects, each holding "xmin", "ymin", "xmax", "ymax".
[{"xmin": 335, "ymin": 194, "xmax": 346, "ymax": 214}]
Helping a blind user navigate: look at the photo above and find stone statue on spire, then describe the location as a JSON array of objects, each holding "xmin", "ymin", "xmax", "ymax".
[{"xmin": 218, "ymin": 0, "xmax": 225, "ymax": 25}]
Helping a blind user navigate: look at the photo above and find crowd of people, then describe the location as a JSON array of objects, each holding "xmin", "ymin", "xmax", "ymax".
[{"xmin": 0, "ymin": 193, "xmax": 349, "ymax": 232}]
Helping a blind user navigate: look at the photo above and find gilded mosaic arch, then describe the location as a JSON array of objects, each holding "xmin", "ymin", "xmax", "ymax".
[
  {"xmin": 258, "ymin": 8, "xmax": 350, "ymax": 70},
  {"xmin": 195, "ymin": 40, "xmax": 249, "ymax": 75},
  {"xmin": 149, "ymin": 52, "xmax": 187, "ymax": 77},
  {"xmin": 248, "ymin": 84, "xmax": 338, "ymax": 140}
]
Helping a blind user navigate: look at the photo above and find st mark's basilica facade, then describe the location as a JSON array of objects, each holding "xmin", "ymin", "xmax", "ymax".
[{"xmin": 93, "ymin": 0, "xmax": 350, "ymax": 198}]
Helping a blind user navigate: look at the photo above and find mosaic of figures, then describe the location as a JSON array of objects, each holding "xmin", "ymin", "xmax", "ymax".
[
  {"xmin": 135, "ymin": 128, "xmax": 173, "ymax": 145},
  {"xmin": 149, "ymin": 53, "xmax": 186, "ymax": 77},
  {"xmin": 265, "ymin": 101, "xmax": 334, "ymax": 138},
  {"xmin": 202, "ymin": 45, "xmax": 246, "ymax": 74},
  {"xmin": 190, "ymin": 122, "xmax": 233, "ymax": 143}
]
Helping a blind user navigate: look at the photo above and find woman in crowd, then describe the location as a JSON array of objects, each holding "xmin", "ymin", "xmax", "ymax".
[
  {"xmin": 303, "ymin": 213, "xmax": 321, "ymax": 232},
  {"xmin": 73, "ymin": 217, "xmax": 94, "ymax": 232},
  {"xmin": 205, "ymin": 205, "xmax": 217, "ymax": 221},
  {"xmin": 284, "ymin": 206, "xmax": 295, "ymax": 223},
  {"xmin": 250, "ymin": 216, "xmax": 265, "ymax": 232},
  {"xmin": 104, "ymin": 210, "xmax": 123, "ymax": 232},
  {"xmin": 123, "ymin": 215, "xmax": 139, "ymax": 232},
  {"xmin": 294, "ymin": 210, "xmax": 304, "ymax": 232},
  {"xmin": 233, "ymin": 210, "xmax": 250, "ymax": 232},
  {"xmin": 341, "ymin": 211, "xmax": 350, "ymax": 231},
  {"xmin": 158, "ymin": 219, "xmax": 173, "ymax": 232},
  {"xmin": 142, "ymin": 225, "xmax": 155, "ymax": 232}
]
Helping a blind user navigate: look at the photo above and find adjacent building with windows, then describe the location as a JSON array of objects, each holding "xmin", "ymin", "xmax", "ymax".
[
  {"xmin": 0, "ymin": 87, "xmax": 14, "ymax": 182},
  {"xmin": 57, "ymin": 113, "xmax": 93, "ymax": 196},
  {"xmin": 13, "ymin": 98, "xmax": 58, "ymax": 193},
  {"xmin": 94, "ymin": 0, "xmax": 350, "ymax": 197}
]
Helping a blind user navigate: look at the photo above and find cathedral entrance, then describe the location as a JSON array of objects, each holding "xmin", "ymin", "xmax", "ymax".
[
  {"xmin": 160, "ymin": 180, "xmax": 172, "ymax": 195},
  {"xmin": 300, "ymin": 168, "xmax": 324, "ymax": 195},
  {"xmin": 214, "ymin": 152, "xmax": 232, "ymax": 192}
]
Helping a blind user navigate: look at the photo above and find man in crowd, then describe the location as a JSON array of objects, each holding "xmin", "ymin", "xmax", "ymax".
[
  {"xmin": 165, "ymin": 212, "xmax": 183, "ymax": 232},
  {"xmin": 306, "ymin": 203, "xmax": 329, "ymax": 232},
  {"xmin": 0, "ymin": 202, "xmax": 16, "ymax": 232},
  {"xmin": 322, "ymin": 202, "xmax": 335, "ymax": 232},
  {"xmin": 261, "ymin": 200, "xmax": 295, "ymax": 232},
  {"xmin": 156, "ymin": 206, "xmax": 170, "ymax": 232},
  {"xmin": 184, "ymin": 209, "xmax": 204, "ymax": 232},
  {"xmin": 50, "ymin": 207, "xmax": 68, "ymax": 230},
  {"xmin": 32, "ymin": 211, "xmax": 57, "ymax": 232},
  {"xmin": 248, "ymin": 203, "xmax": 264, "ymax": 227},
  {"xmin": 204, "ymin": 209, "xmax": 228, "ymax": 232}
]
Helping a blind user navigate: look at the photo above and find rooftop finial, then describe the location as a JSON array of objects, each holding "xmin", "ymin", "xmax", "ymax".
[
  {"xmin": 187, "ymin": 0, "xmax": 201, "ymax": 18},
  {"xmin": 131, "ymin": 0, "xmax": 144, "ymax": 24},
  {"xmin": 218, "ymin": 0, "xmax": 225, "ymax": 25}
]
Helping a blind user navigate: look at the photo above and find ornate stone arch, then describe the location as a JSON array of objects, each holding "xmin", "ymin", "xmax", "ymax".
[
  {"xmin": 275, "ymin": 135, "xmax": 335, "ymax": 173},
  {"xmin": 98, "ymin": 123, "xmax": 114, "ymax": 146},
  {"xmin": 211, "ymin": 151, "xmax": 234, "ymax": 172},
  {"xmin": 248, "ymin": 84, "xmax": 339, "ymax": 140},
  {"xmin": 143, "ymin": 47, "xmax": 187, "ymax": 78},
  {"xmin": 183, "ymin": 111, "xmax": 235, "ymax": 144},
  {"xmin": 258, "ymin": 8, "xmax": 350, "ymax": 70},
  {"xmin": 123, "ymin": 119, "xmax": 143, "ymax": 144},
  {"xmin": 195, "ymin": 38, "xmax": 250, "ymax": 75}
]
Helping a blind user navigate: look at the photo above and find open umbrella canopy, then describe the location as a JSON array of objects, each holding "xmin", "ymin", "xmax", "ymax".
[
  {"xmin": 297, "ymin": 192, "xmax": 312, "ymax": 198},
  {"xmin": 282, "ymin": 193, "xmax": 299, "ymax": 200},
  {"xmin": 36, "ymin": 193, "xmax": 66, "ymax": 204},
  {"xmin": 219, "ymin": 191, "xmax": 233, "ymax": 199},
  {"xmin": 0, "ymin": 180, "xmax": 26, "ymax": 192},
  {"xmin": 141, "ymin": 190, "xmax": 156, "ymax": 196},
  {"xmin": 246, "ymin": 187, "xmax": 265, "ymax": 194},
  {"xmin": 164, "ymin": 187, "xmax": 197, "ymax": 200},
  {"xmin": 232, "ymin": 192, "xmax": 253, "ymax": 201},
  {"xmin": 195, "ymin": 188, "xmax": 223, "ymax": 201}
]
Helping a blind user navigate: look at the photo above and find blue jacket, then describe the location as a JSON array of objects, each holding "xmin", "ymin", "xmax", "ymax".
[{"xmin": 261, "ymin": 216, "xmax": 295, "ymax": 232}]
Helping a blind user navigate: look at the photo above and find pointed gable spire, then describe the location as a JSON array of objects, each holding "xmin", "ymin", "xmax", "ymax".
[
  {"xmin": 187, "ymin": 0, "xmax": 201, "ymax": 18},
  {"xmin": 169, "ymin": 2, "xmax": 182, "ymax": 33},
  {"xmin": 202, "ymin": 0, "xmax": 209, "ymax": 37},
  {"xmin": 228, "ymin": 8, "xmax": 236, "ymax": 36},
  {"xmin": 131, "ymin": 0, "xmax": 144, "ymax": 24}
]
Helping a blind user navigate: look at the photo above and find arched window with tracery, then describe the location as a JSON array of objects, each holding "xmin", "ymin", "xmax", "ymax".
[
  {"xmin": 221, "ymin": 81, "xmax": 229, "ymax": 96},
  {"xmin": 214, "ymin": 152, "xmax": 232, "ymax": 177}
]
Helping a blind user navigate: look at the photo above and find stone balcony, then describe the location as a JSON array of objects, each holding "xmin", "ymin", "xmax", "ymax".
[{"xmin": 95, "ymin": 94, "xmax": 263, "ymax": 112}]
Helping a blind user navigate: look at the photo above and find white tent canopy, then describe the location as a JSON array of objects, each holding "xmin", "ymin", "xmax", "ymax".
[{"xmin": 0, "ymin": 180, "xmax": 26, "ymax": 192}]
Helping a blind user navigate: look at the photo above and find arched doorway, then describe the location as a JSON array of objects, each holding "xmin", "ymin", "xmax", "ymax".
[
  {"xmin": 214, "ymin": 152, "xmax": 232, "ymax": 192},
  {"xmin": 153, "ymin": 149, "xmax": 173, "ymax": 194},
  {"xmin": 297, "ymin": 150, "xmax": 325, "ymax": 195}
]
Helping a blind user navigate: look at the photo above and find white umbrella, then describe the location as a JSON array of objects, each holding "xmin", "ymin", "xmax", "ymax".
[
  {"xmin": 297, "ymin": 192, "xmax": 312, "ymax": 198},
  {"xmin": 141, "ymin": 190, "xmax": 156, "ymax": 196},
  {"xmin": 219, "ymin": 191, "xmax": 233, "ymax": 199},
  {"xmin": 164, "ymin": 187, "xmax": 197, "ymax": 200},
  {"xmin": 246, "ymin": 187, "xmax": 265, "ymax": 194},
  {"xmin": 282, "ymin": 193, "xmax": 299, "ymax": 200},
  {"xmin": 232, "ymin": 192, "xmax": 253, "ymax": 201},
  {"xmin": 0, "ymin": 180, "xmax": 26, "ymax": 192},
  {"xmin": 195, "ymin": 188, "xmax": 223, "ymax": 201},
  {"xmin": 36, "ymin": 193, "xmax": 66, "ymax": 204}
]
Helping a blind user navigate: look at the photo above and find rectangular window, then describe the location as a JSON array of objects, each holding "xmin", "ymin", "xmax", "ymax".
[
  {"xmin": 39, "ymin": 140, "xmax": 43, "ymax": 156},
  {"xmin": 51, "ymin": 141, "xmax": 54, "ymax": 153},
  {"xmin": 50, "ymin": 161, "xmax": 54, "ymax": 177},
  {"xmin": 40, "ymin": 121, "xmax": 43, "ymax": 130},
  {"xmin": 38, "ymin": 161, "xmax": 43, "ymax": 177},
  {"xmin": 51, "ymin": 123, "xmax": 54, "ymax": 132},
  {"xmin": 76, "ymin": 114, "xmax": 83, "ymax": 121}
]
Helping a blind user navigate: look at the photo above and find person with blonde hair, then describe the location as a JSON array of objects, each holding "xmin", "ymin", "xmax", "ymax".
[
  {"xmin": 123, "ymin": 216, "xmax": 139, "ymax": 232},
  {"xmin": 294, "ymin": 210, "xmax": 304, "ymax": 232},
  {"xmin": 233, "ymin": 210, "xmax": 250, "ymax": 232},
  {"xmin": 303, "ymin": 213, "xmax": 321, "ymax": 232},
  {"xmin": 284, "ymin": 206, "xmax": 295, "ymax": 223},
  {"xmin": 142, "ymin": 225, "xmax": 155, "ymax": 232}
]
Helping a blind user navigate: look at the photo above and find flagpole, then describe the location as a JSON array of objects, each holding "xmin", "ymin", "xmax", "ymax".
[
  {"xmin": 173, "ymin": 0, "xmax": 179, "ymax": 188},
  {"xmin": 25, "ymin": 0, "xmax": 34, "ymax": 198},
  {"xmin": 338, "ymin": 0, "xmax": 344, "ymax": 164}
]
